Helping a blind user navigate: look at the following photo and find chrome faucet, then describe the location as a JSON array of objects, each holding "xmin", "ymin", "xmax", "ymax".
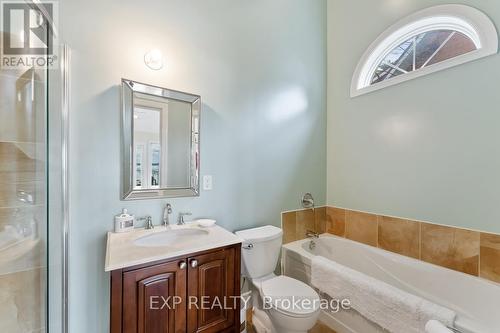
[
  {"xmin": 306, "ymin": 230, "xmax": 319, "ymax": 239},
  {"xmin": 137, "ymin": 216, "xmax": 154, "ymax": 230},
  {"xmin": 163, "ymin": 203, "xmax": 172, "ymax": 227},
  {"xmin": 306, "ymin": 230, "xmax": 319, "ymax": 250},
  {"xmin": 177, "ymin": 212, "xmax": 192, "ymax": 225}
]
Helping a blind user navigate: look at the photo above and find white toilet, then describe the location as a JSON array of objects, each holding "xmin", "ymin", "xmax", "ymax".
[{"xmin": 235, "ymin": 226, "xmax": 320, "ymax": 333}]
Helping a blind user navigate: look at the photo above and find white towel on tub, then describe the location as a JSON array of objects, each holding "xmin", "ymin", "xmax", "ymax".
[
  {"xmin": 311, "ymin": 256, "xmax": 456, "ymax": 333},
  {"xmin": 425, "ymin": 320, "xmax": 454, "ymax": 333}
]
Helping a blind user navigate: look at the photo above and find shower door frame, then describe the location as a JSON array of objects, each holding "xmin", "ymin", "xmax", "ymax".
[{"xmin": 59, "ymin": 44, "xmax": 70, "ymax": 333}]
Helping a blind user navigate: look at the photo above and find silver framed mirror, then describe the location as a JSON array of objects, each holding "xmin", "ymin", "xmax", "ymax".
[{"xmin": 121, "ymin": 79, "xmax": 201, "ymax": 200}]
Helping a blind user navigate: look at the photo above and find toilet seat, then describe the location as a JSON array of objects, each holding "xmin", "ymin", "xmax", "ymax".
[{"xmin": 260, "ymin": 276, "xmax": 320, "ymax": 318}]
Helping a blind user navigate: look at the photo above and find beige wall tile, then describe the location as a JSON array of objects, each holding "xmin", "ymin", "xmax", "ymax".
[
  {"xmin": 0, "ymin": 142, "xmax": 45, "ymax": 209},
  {"xmin": 0, "ymin": 239, "xmax": 44, "ymax": 275},
  {"xmin": 296, "ymin": 209, "xmax": 315, "ymax": 241},
  {"xmin": 307, "ymin": 206, "xmax": 500, "ymax": 284},
  {"xmin": 314, "ymin": 207, "xmax": 326, "ymax": 234},
  {"xmin": 421, "ymin": 224, "xmax": 479, "ymax": 276},
  {"xmin": 480, "ymin": 233, "xmax": 500, "ymax": 283},
  {"xmin": 0, "ymin": 142, "xmax": 44, "ymax": 209},
  {"xmin": 345, "ymin": 210, "xmax": 378, "ymax": 247},
  {"xmin": 282, "ymin": 207, "xmax": 329, "ymax": 242},
  {"xmin": 0, "ymin": 268, "xmax": 45, "ymax": 332},
  {"xmin": 0, "ymin": 206, "xmax": 44, "ymax": 229},
  {"xmin": 326, "ymin": 207, "xmax": 346, "ymax": 237},
  {"xmin": 0, "ymin": 181, "xmax": 44, "ymax": 208},
  {"xmin": 378, "ymin": 216, "xmax": 420, "ymax": 259},
  {"xmin": 282, "ymin": 211, "xmax": 297, "ymax": 244},
  {"xmin": 0, "ymin": 142, "xmax": 41, "ymax": 184},
  {"xmin": 0, "ymin": 69, "xmax": 46, "ymax": 144}
]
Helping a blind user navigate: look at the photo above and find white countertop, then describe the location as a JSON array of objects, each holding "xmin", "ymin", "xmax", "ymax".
[{"xmin": 104, "ymin": 224, "xmax": 242, "ymax": 272}]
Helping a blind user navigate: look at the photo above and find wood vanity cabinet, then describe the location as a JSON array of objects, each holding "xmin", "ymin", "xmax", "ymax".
[{"xmin": 110, "ymin": 244, "xmax": 241, "ymax": 333}]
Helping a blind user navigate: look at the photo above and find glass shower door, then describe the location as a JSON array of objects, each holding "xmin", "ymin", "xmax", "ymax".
[
  {"xmin": 0, "ymin": 1, "xmax": 67, "ymax": 331},
  {"xmin": 0, "ymin": 64, "xmax": 48, "ymax": 332}
]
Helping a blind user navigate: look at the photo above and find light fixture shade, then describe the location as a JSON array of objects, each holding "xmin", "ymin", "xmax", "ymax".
[{"xmin": 144, "ymin": 49, "xmax": 164, "ymax": 70}]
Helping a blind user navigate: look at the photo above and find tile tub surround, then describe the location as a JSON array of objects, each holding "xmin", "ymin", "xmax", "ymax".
[
  {"xmin": 378, "ymin": 216, "xmax": 420, "ymax": 259},
  {"xmin": 345, "ymin": 210, "xmax": 377, "ymax": 247},
  {"xmin": 281, "ymin": 206, "xmax": 500, "ymax": 284},
  {"xmin": 282, "ymin": 207, "xmax": 327, "ymax": 244},
  {"xmin": 421, "ymin": 224, "xmax": 479, "ymax": 276},
  {"xmin": 480, "ymin": 233, "xmax": 500, "ymax": 283}
]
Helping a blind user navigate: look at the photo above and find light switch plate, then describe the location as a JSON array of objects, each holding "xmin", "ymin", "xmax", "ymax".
[{"xmin": 203, "ymin": 175, "xmax": 213, "ymax": 190}]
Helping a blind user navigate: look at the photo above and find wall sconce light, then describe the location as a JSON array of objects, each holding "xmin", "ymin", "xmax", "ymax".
[{"xmin": 144, "ymin": 49, "xmax": 164, "ymax": 70}]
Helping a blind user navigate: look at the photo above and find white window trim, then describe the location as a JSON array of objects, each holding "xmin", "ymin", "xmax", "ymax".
[{"xmin": 351, "ymin": 5, "xmax": 498, "ymax": 97}]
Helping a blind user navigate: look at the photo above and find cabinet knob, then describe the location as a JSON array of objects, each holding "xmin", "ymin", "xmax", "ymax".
[
  {"xmin": 190, "ymin": 259, "xmax": 198, "ymax": 268},
  {"xmin": 179, "ymin": 261, "xmax": 187, "ymax": 270}
]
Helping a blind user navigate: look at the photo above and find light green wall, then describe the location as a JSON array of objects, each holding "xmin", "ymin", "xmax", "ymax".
[
  {"xmin": 61, "ymin": 0, "xmax": 326, "ymax": 332},
  {"xmin": 327, "ymin": 0, "xmax": 500, "ymax": 234}
]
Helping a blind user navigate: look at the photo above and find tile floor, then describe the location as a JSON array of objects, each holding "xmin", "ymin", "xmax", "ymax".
[{"xmin": 246, "ymin": 308, "xmax": 336, "ymax": 333}]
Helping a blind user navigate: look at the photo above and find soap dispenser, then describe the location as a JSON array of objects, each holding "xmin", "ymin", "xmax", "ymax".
[{"xmin": 114, "ymin": 209, "xmax": 135, "ymax": 233}]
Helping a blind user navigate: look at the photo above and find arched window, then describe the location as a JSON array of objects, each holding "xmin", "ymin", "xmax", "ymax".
[{"xmin": 351, "ymin": 5, "xmax": 498, "ymax": 97}]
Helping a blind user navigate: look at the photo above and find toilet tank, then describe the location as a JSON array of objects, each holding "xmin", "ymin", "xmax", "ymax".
[{"xmin": 235, "ymin": 226, "xmax": 283, "ymax": 279}]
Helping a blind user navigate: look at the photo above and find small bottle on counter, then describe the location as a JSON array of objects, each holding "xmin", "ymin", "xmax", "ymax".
[{"xmin": 114, "ymin": 209, "xmax": 135, "ymax": 233}]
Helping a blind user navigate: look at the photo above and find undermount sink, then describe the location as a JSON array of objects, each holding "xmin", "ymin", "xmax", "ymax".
[
  {"xmin": 134, "ymin": 228, "xmax": 209, "ymax": 247},
  {"xmin": 105, "ymin": 224, "xmax": 242, "ymax": 272}
]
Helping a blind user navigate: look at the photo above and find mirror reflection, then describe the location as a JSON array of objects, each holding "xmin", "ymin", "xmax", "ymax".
[
  {"xmin": 133, "ymin": 95, "xmax": 192, "ymax": 190},
  {"xmin": 122, "ymin": 79, "xmax": 200, "ymax": 200}
]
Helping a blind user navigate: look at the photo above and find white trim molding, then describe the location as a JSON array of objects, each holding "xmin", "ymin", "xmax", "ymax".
[{"xmin": 351, "ymin": 5, "xmax": 498, "ymax": 97}]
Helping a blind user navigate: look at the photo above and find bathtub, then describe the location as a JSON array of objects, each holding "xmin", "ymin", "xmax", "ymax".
[{"xmin": 282, "ymin": 234, "xmax": 500, "ymax": 333}]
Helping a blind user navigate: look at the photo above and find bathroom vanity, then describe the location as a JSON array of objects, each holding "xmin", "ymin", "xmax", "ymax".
[
  {"xmin": 110, "ymin": 80, "xmax": 244, "ymax": 332},
  {"xmin": 105, "ymin": 225, "xmax": 242, "ymax": 333}
]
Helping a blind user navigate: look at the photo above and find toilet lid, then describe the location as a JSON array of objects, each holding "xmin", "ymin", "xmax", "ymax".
[{"xmin": 261, "ymin": 276, "xmax": 320, "ymax": 317}]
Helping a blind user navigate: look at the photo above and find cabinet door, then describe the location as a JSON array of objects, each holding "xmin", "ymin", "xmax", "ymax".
[
  {"xmin": 187, "ymin": 248, "xmax": 236, "ymax": 333},
  {"xmin": 122, "ymin": 261, "xmax": 187, "ymax": 333}
]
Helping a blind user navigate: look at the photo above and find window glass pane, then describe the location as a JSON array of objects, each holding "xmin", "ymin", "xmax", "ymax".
[
  {"xmin": 135, "ymin": 145, "xmax": 144, "ymax": 188},
  {"xmin": 426, "ymin": 32, "xmax": 476, "ymax": 66},
  {"xmin": 150, "ymin": 143, "xmax": 160, "ymax": 188},
  {"xmin": 371, "ymin": 63, "xmax": 402, "ymax": 84},
  {"xmin": 414, "ymin": 30, "xmax": 454, "ymax": 68},
  {"xmin": 371, "ymin": 39, "xmax": 414, "ymax": 84},
  {"xmin": 370, "ymin": 29, "xmax": 477, "ymax": 86}
]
